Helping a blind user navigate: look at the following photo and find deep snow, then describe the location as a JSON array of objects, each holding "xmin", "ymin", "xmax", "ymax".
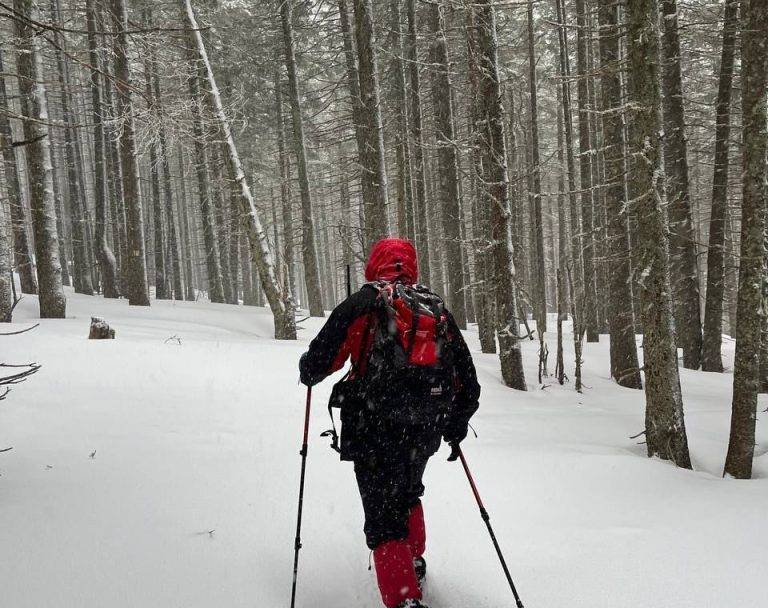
[{"xmin": 1, "ymin": 289, "xmax": 766, "ymax": 608}]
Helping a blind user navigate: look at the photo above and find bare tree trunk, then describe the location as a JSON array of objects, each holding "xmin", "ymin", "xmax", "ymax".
[
  {"xmin": 474, "ymin": 0, "xmax": 526, "ymax": 390},
  {"xmin": 598, "ymin": 0, "xmax": 642, "ymax": 389},
  {"xmin": 274, "ymin": 65, "xmax": 296, "ymax": 300},
  {"xmin": 406, "ymin": 0, "xmax": 431, "ymax": 284},
  {"xmin": 154, "ymin": 84, "xmax": 183, "ymax": 300},
  {"xmin": 183, "ymin": 0, "xmax": 295, "ymax": 339},
  {"xmin": 702, "ymin": 0, "xmax": 739, "ymax": 372},
  {"xmin": 429, "ymin": 1, "xmax": 467, "ymax": 327},
  {"xmin": 0, "ymin": 48, "xmax": 37, "ymax": 295},
  {"xmin": 576, "ymin": 0, "xmax": 598, "ymax": 342},
  {"xmin": 50, "ymin": 0, "xmax": 91, "ymax": 295},
  {"xmin": 526, "ymin": 0, "xmax": 547, "ymax": 333},
  {"xmin": 626, "ymin": 0, "xmax": 690, "ymax": 468},
  {"xmin": 724, "ymin": 0, "xmax": 767, "ymax": 479},
  {"xmin": 555, "ymin": 0, "xmax": 582, "ymax": 327},
  {"xmin": 352, "ymin": 0, "xmax": 390, "ymax": 249},
  {"xmin": 661, "ymin": 0, "xmax": 702, "ymax": 369},
  {"xmin": 211, "ymin": 146, "xmax": 234, "ymax": 304},
  {"xmin": 185, "ymin": 53, "xmax": 223, "ymax": 303},
  {"xmin": 109, "ymin": 0, "xmax": 149, "ymax": 306},
  {"xmin": 14, "ymin": 0, "xmax": 66, "ymax": 318},
  {"xmin": 280, "ymin": 0, "xmax": 324, "ymax": 317},
  {"xmin": 141, "ymin": 12, "xmax": 167, "ymax": 300},
  {"xmin": 85, "ymin": 0, "xmax": 119, "ymax": 298},
  {"xmin": 390, "ymin": 0, "xmax": 415, "ymax": 241}
]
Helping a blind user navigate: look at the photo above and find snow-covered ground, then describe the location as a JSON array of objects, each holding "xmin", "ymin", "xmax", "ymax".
[{"xmin": 1, "ymin": 289, "xmax": 766, "ymax": 608}]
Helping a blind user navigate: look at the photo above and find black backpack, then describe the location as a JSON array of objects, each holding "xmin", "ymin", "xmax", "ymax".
[{"xmin": 324, "ymin": 282, "xmax": 455, "ymax": 458}]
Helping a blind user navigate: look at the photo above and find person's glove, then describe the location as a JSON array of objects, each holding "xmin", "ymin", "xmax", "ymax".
[
  {"xmin": 299, "ymin": 352, "xmax": 318, "ymax": 387},
  {"xmin": 447, "ymin": 441, "xmax": 461, "ymax": 462}
]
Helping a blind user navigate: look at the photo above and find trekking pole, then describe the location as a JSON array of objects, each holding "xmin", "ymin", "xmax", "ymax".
[
  {"xmin": 290, "ymin": 387, "xmax": 312, "ymax": 608},
  {"xmin": 457, "ymin": 446, "xmax": 525, "ymax": 608}
]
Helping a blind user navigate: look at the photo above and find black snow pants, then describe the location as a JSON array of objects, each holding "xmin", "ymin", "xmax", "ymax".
[{"xmin": 353, "ymin": 428, "xmax": 440, "ymax": 550}]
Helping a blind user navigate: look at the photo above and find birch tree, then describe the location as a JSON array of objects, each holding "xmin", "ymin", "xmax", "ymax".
[{"xmin": 182, "ymin": 0, "xmax": 296, "ymax": 339}]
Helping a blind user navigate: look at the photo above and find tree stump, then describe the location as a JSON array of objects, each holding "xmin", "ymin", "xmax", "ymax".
[{"xmin": 88, "ymin": 317, "xmax": 115, "ymax": 339}]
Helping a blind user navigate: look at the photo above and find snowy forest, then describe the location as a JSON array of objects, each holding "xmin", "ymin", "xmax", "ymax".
[{"xmin": 1, "ymin": 0, "xmax": 767, "ymax": 606}]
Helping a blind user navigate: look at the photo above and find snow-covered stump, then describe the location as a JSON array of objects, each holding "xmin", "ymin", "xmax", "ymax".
[{"xmin": 88, "ymin": 318, "xmax": 115, "ymax": 340}]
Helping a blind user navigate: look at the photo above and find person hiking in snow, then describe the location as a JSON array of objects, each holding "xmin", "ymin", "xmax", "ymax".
[{"xmin": 299, "ymin": 238, "xmax": 480, "ymax": 608}]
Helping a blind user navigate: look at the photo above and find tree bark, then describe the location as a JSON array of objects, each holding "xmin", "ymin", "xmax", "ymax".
[
  {"xmin": 274, "ymin": 65, "xmax": 296, "ymax": 301},
  {"xmin": 185, "ymin": 52, "xmax": 224, "ymax": 303},
  {"xmin": 109, "ymin": 0, "xmax": 149, "ymax": 306},
  {"xmin": 723, "ymin": 0, "xmax": 767, "ymax": 479},
  {"xmin": 474, "ymin": 0, "xmax": 526, "ymax": 390},
  {"xmin": 526, "ymin": 0, "xmax": 547, "ymax": 333},
  {"xmin": 702, "ymin": 0, "xmax": 739, "ymax": 372},
  {"xmin": 389, "ymin": 0, "xmax": 414, "ymax": 241},
  {"xmin": 598, "ymin": 0, "xmax": 642, "ymax": 389},
  {"xmin": 14, "ymin": 0, "xmax": 66, "ymax": 318},
  {"xmin": 280, "ymin": 0, "xmax": 324, "ymax": 317},
  {"xmin": 0, "ymin": 47, "xmax": 37, "ymax": 295},
  {"xmin": 575, "ymin": 0, "xmax": 598, "ymax": 342},
  {"xmin": 626, "ymin": 0, "xmax": 691, "ymax": 468},
  {"xmin": 406, "ymin": 0, "xmax": 431, "ymax": 284},
  {"xmin": 352, "ymin": 0, "xmax": 390, "ymax": 249},
  {"xmin": 85, "ymin": 0, "xmax": 119, "ymax": 298},
  {"xmin": 661, "ymin": 0, "xmax": 702, "ymax": 369},
  {"xmin": 183, "ymin": 0, "xmax": 295, "ymax": 339},
  {"xmin": 429, "ymin": 1, "xmax": 467, "ymax": 328}
]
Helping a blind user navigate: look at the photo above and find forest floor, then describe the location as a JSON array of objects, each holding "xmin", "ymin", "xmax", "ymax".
[{"xmin": 1, "ymin": 288, "xmax": 767, "ymax": 608}]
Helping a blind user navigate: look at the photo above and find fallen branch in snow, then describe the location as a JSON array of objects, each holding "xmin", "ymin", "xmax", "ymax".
[
  {"xmin": 0, "ymin": 362, "xmax": 41, "ymax": 400},
  {"xmin": 164, "ymin": 335, "xmax": 182, "ymax": 345},
  {"xmin": 629, "ymin": 430, "xmax": 647, "ymax": 440},
  {"xmin": 0, "ymin": 446, "xmax": 13, "ymax": 453},
  {"xmin": 0, "ymin": 323, "xmax": 40, "ymax": 336}
]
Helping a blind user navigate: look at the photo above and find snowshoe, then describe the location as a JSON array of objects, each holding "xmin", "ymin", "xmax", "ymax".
[
  {"xmin": 413, "ymin": 556, "xmax": 427, "ymax": 588},
  {"xmin": 396, "ymin": 600, "xmax": 429, "ymax": 608}
]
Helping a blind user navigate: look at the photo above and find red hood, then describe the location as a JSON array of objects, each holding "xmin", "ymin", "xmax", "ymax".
[{"xmin": 364, "ymin": 238, "xmax": 418, "ymax": 284}]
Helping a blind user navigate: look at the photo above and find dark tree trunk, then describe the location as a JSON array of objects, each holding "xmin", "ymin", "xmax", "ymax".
[
  {"xmin": 474, "ymin": 0, "xmax": 526, "ymax": 390},
  {"xmin": 0, "ymin": 48, "xmax": 37, "ymax": 295},
  {"xmin": 406, "ymin": 0, "xmax": 431, "ymax": 284},
  {"xmin": 390, "ymin": 0, "xmax": 415, "ymax": 241},
  {"xmin": 14, "ymin": 0, "xmax": 66, "ymax": 318},
  {"xmin": 280, "ymin": 0, "xmax": 324, "ymax": 317},
  {"xmin": 526, "ymin": 0, "xmax": 547, "ymax": 333},
  {"xmin": 626, "ymin": 0, "xmax": 691, "ymax": 468},
  {"xmin": 598, "ymin": 0, "xmax": 642, "ymax": 389},
  {"xmin": 85, "ymin": 0, "xmax": 119, "ymax": 298},
  {"xmin": 429, "ymin": 1, "xmax": 467, "ymax": 328},
  {"xmin": 109, "ymin": 0, "xmax": 149, "ymax": 306},
  {"xmin": 274, "ymin": 65, "xmax": 296, "ymax": 300},
  {"xmin": 576, "ymin": 0, "xmax": 598, "ymax": 342},
  {"xmin": 661, "ymin": 0, "xmax": 702, "ymax": 369},
  {"xmin": 352, "ymin": 0, "xmax": 390, "ymax": 249},
  {"xmin": 702, "ymin": 0, "xmax": 739, "ymax": 372},
  {"xmin": 724, "ymin": 0, "xmax": 767, "ymax": 480}
]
